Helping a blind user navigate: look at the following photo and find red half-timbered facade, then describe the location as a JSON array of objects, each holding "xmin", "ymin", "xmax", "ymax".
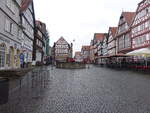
[
  {"xmin": 116, "ymin": 12, "xmax": 135, "ymax": 54},
  {"xmin": 131, "ymin": 0, "xmax": 150, "ymax": 50},
  {"xmin": 81, "ymin": 46, "xmax": 91, "ymax": 63}
]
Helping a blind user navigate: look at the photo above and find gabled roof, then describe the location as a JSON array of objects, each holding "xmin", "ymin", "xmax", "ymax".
[
  {"xmin": 131, "ymin": 0, "xmax": 148, "ymax": 27},
  {"xmin": 121, "ymin": 12, "xmax": 136, "ymax": 26},
  {"xmin": 56, "ymin": 37, "xmax": 69, "ymax": 45},
  {"xmin": 109, "ymin": 27, "xmax": 118, "ymax": 37},
  {"xmin": 138, "ymin": 0, "xmax": 146, "ymax": 6},
  {"xmin": 94, "ymin": 33, "xmax": 107, "ymax": 42},
  {"xmin": 82, "ymin": 46, "xmax": 91, "ymax": 51}
]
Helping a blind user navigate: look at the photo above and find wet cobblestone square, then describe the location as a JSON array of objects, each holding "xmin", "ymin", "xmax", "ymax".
[{"xmin": 0, "ymin": 65, "xmax": 150, "ymax": 113}]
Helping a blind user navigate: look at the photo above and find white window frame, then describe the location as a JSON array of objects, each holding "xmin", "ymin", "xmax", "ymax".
[{"xmin": 0, "ymin": 44, "xmax": 6, "ymax": 68}]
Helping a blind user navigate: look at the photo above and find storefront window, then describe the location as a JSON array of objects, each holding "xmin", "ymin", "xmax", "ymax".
[
  {"xmin": 9, "ymin": 47, "xmax": 14, "ymax": 67},
  {"xmin": 16, "ymin": 50, "xmax": 20, "ymax": 67},
  {"xmin": 6, "ymin": 53, "xmax": 10, "ymax": 66},
  {"xmin": 0, "ymin": 44, "xmax": 6, "ymax": 68}
]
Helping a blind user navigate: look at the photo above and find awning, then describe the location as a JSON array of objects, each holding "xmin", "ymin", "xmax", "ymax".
[
  {"xmin": 110, "ymin": 54, "xmax": 129, "ymax": 57},
  {"xmin": 126, "ymin": 48, "xmax": 150, "ymax": 57}
]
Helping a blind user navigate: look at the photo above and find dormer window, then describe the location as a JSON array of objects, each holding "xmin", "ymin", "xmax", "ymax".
[{"xmin": 119, "ymin": 16, "xmax": 125, "ymax": 25}]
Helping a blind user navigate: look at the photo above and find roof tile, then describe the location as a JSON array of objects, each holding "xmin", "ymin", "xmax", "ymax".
[{"xmin": 122, "ymin": 12, "xmax": 136, "ymax": 26}]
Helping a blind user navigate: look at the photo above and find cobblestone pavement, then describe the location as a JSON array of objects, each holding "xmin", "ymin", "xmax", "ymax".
[{"xmin": 0, "ymin": 65, "xmax": 150, "ymax": 113}]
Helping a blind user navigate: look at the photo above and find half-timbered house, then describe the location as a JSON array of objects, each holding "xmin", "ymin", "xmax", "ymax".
[
  {"xmin": 54, "ymin": 37, "xmax": 73, "ymax": 62},
  {"xmin": 116, "ymin": 12, "xmax": 135, "ymax": 54},
  {"xmin": 131, "ymin": 0, "xmax": 150, "ymax": 52}
]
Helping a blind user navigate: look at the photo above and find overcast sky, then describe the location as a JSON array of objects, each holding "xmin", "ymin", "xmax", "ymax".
[{"xmin": 34, "ymin": 0, "xmax": 140, "ymax": 53}]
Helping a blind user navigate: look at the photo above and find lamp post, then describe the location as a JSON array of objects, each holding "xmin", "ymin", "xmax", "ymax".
[{"xmin": 72, "ymin": 39, "xmax": 75, "ymax": 57}]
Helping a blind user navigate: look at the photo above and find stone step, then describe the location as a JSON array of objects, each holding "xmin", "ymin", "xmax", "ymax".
[{"xmin": 0, "ymin": 68, "xmax": 34, "ymax": 79}]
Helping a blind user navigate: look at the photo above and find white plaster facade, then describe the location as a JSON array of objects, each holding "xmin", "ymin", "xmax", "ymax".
[
  {"xmin": 0, "ymin": 0, "xmax": 22, "ymax": 69},
  {"xmin": 0, "ymin": 0, "xmax": 35, "ymax": 69}
]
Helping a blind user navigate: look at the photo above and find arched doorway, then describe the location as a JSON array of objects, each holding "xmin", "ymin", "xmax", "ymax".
[
  {"xmin": 10, "ymin": 47, "xmax": 14, "ymax": 68},
  {"xmin": 0, "ymin": 43, "xmax": 6, "ymax": 68}
]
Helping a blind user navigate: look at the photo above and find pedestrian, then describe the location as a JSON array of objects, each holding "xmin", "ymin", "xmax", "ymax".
[
  {"xmin": 20, "ymin": 53, "xmax": 24, "ymax": 68},
  {"xmin": 87, "ymin": 64, "xmax": 90, "ymax": 69}
]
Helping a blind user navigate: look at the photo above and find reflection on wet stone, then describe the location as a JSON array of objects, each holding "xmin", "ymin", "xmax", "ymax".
[
  {"xmin": 0, "ymin": 78, "xmax": 9, "ymax": 105},
  {"xmin": 1, "ymin": 66, "xmax": 150, "ymax": 113},
  {"xmin": 0, "ymin": 67, "xmax": 51, "ymax": 113}
]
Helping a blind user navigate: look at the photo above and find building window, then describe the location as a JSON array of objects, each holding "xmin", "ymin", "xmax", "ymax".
[
  {"xmin": 146, "ymin": 8, "xmax": 149, "ymax": 13},
  {"xmin": 10, "ymin": 23, "xmax": 13, "ymax": 34},
  {"xmin": 146, "ymin": 34, "xmax": 150, "ymax": 40},
  {"xmin": 0, "ymin": 44, "xmax": 6, "ymax": 68},
  {"xmin": 17, "ymin": 29, "xmax": 23, "ymax": 40},
  {"xmin": 125, "ymin": 34, "xmax": 130, "ymax": 48},
  {"xmin": 22, "ymin": 17, "xmax": 25, "ymax": 25},
  {"xmin": 5, "ymin": 19, "xmax": 10, "ymax": 32},
  {"xmin": 6, "ymin": 53, "xmax": 10, "ymax": 66},
  {"xmin": 5, "ymin": 18, "xmax": 14, "ymax": 34},
  {"xmin": 119, "ymin": 36, "xmax": 124, "ymax": 50}
]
